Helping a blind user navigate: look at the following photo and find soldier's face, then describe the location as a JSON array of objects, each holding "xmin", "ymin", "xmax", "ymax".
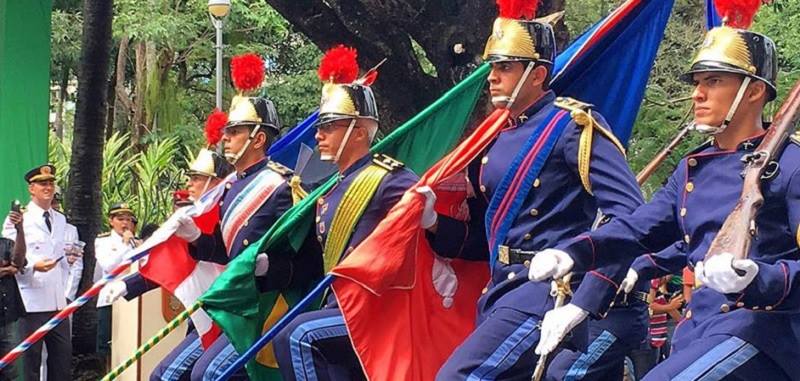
[
  {"xmin": 28, "ymin": 180, "xmax": 55, "ymax": 204},
  {"xmin": 488, "ymin": 61, "xmax": 546, "ymax": 110},
  {"xmin": 315, "ymin": 120, "xmax": 357, "ymax": 161},
  {"xmin": 222, "ymin": 125, "xmax": 250, "ymax": 157},
  {"xmin": 691, "ymin": 72, "xmax": 745, "ymax": 126},
  {"xmin": 186, "ymin": 174, "xmax": 211, "ymax": 199},
  {"xmin": 109, "ymin": 213, "xmax": 134, "ymax": 235}
]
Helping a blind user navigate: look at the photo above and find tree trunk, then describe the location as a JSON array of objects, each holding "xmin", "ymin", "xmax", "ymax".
[
  {"xmin": 113, "ymin": 35, "xmax": 132, "ymax": 138},
  {"xmin": 132, "ymin": 41, "xmax": 147, "ymax": 150},
  {"xmin": 53, "ymin": 67, "xmax": 69, "ymax": 140},
  {"xmin": 67, "ymin": 0, "xmax": 113, "ymax": 364},
  {"xmin": 267, "ymin": 0, "xmax": 568, "ymax": 130}
]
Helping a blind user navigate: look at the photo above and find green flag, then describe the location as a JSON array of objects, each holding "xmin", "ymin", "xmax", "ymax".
[{"xmin": 199, "ymin": 63, "xmax": 489, "ymax": 380}]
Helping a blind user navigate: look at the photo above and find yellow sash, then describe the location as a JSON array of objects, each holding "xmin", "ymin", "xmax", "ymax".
[{"xmin": 322, "ymin": 163, "xmax": 390, "ymax": 272}]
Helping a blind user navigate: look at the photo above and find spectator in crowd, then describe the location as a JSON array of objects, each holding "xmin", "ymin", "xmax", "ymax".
[
  {"xmin": 0, "ymin": 206, "xmax": 26, "ymax": 381},
  {"xmin": 94, "ymin": 202, "xmax": 139, "ymax": 360},
  {"xmin": 2, "ymin": 165, "xmax": 78, "ymax": 381}
]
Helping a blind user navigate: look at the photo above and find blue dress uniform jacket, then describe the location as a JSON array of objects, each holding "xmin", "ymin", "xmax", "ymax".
[
  {"xmin": 430, "ymin": 91, "xmax": 644, "ymax": 317},
  {"xmin": 273, "ymin": 153, "xmax": 418, "ymax": 381},
  {"xmin": 560, "ymin": 134, "xmax": 800, "ymax": 377},
  {"xmin": 313, "ymin": 154, "xmax": 419, "ymax": 267},
  {"xmin": 434, "ymin": 92, "xmax": 643, "ymax": 381},
  {"xmin": 189, "ymin": 158, "xmax": 295, "ymax": 290}
]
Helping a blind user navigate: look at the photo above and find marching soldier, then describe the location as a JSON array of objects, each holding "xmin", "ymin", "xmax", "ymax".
[
  {"xmin": 168, "ymin": 53, "xmax": 311, "ymax": 381},
  {"xmin": 420, "ymin": 1, "xmax": 645, "ymax": 379},
  {"xmin": 273, "ymin": 45, "xmax": 418, "ymax": 380},
  {"xmin": 536, "ymin": 3, "xmax": 800, "ymax": 379},
  {"xmin": 2, "ymin": 165, "xmax": 76, "ymax": 381}
]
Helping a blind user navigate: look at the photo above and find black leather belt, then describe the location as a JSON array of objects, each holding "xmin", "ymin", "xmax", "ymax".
[
  {"xmin": 612, "ymin": 291, "xmax": 649, "ymax": 307},
  {"xmin": 498, "ymin": 245, "xmax": 538, "ymax": 266}
]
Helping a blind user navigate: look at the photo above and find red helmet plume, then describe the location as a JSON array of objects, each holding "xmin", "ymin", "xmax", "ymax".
[
  {"xmin": 496, "ymin": 0, "xmax": 539, "ymax": 20},
  {"xmin": 318, "ymin": 45, "xmax": 359, "ymax": 84},
  {"xmin": 204, "ymin": 108, "xmax": 227, "ymax": 147},
  {"xmin": 714, "ymin": 0, "xmax": 762, "ymax": 29},
  {"xmin": 231, "ymin": 53, "xmax": 265, "ymax": 92}
]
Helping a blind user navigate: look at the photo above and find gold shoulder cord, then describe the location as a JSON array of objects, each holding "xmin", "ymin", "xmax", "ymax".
[
  {"xmin": 556, "ymin": 97, "xmax": 625, "ymax": 194},
  {"xmin": 322, "ymin": 163, "xmax": 390, "ymax": 272},
  {"xmin": 289, "ymin": 175, "xmax": 308, "ymax": 205}
]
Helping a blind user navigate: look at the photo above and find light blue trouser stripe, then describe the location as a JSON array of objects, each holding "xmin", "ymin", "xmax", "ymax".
[
  {"xmin": 697, "ymin": 342, "xmax": 759, "ymax": 381},
  {"xmin": 289, "ymin": 315, "xmax": 349, "ymax": 381},
  {"xmin": 675, "ymin": 337, "xmax": 756, "ymax": 381},
  {"xmin": 161, "ymin": 336, "xmax": 203, "ymax": 380},
  {"xmin": 564, "ymin": 330, "xmax": 617, "ymax": 381},
  {"xmin": 466, "ymin": 317, "xmax": 539, "ymax": 381},
  {"xmin": 203, "ymin": 343, "xmax": 240, "ymax": 381}
]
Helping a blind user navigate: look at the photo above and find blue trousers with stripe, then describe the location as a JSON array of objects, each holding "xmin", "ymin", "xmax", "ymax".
[
  {"xmin": 437, "ymin": 307, "xmax": 541, "ymax": 381},
  {"xmin": 273, "ymin": 307, "xmax": 366, "ymax": 381},
  {"xmin": 643, "ymin": 335, "xmax": 789, "ymax": 381},
  {"xmin": 149, "ymin": 331, "xmax": 203, "ymax": 381},
  {"xmin": 544, "ymin": 303, "xmax": 648, "ymax": 381},
  {"xmin": 189, "ymin": 334, "xmax": 248, "ymax": 381}
]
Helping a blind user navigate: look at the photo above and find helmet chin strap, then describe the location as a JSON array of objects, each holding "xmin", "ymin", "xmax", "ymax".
[
  {"xmin": 491, "ymin": 61, "xmax": 536, "ymax": 111},
  {"xmin": 691, "ymin": 76, "xmax": 751, "ymax": 135},
  {"xmin": 225, "ymin": 125, "xmax": 262, "ymax": 165},
  {"xmin": 197, "ymin": 176, "xmax": 212, "ymax": 199},
  {"xmin": 322, "ymin": 118, "xmax": 358, "ymax": 164}
]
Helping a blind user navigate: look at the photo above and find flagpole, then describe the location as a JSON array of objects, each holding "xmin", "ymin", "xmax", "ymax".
[
  {"xmin": 101, "ymin": 301, "xmax": 203, "ymax": 380},
  {"xmin": 0, "ymin": 250, "xmax": 149, "ymax": 370},
  {"xmin": 214, "ymin": 274, "xmax": 334, "ymax": 381}
]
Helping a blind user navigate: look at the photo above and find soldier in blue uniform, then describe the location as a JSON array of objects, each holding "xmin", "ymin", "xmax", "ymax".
[
  {"xmin": 272, "ymin": 45, "xmax": 418, "ymax": 381},
  {"xmin": 422, "ymin": 2, "xmax": 644, "ymax": 380},
  {"xmin": 164, "ymin": 53, "xmax": 315, "ymax": 381},
  {"xmin": 535, "ymin": 15, "xmax": 799, "ymax": 381}
]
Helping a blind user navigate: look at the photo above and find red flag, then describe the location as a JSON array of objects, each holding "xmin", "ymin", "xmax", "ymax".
[
  {"xmin": 331, "ymin": 109, "xmax": 509, "ymax": 380},
  {"xmin": 138, "ymin": 179, "xmax": 230, "ymax": 348}
]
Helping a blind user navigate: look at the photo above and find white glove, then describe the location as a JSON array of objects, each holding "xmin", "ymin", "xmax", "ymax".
[
  {"xmin": 416, "ymin": 186, "xmax": 438, "ymax": 229},
  {"xmin": 619, "ymin": 268, "xmax": 639, "ymax": 294},
  {"xmin": 174, "ymin": 211, "xmax": 201, "ymax": 242},
  {"xmin": 254, "ymin": 253, "xmax": 270, "ymax": 277},
  {"xmin": 528, "ymin": 249, "xmax": 574, "ymax": 282},
  {"xmin": 432, "ymin": 256, "xmax": 458, "ymax": 308},
  {"xmin": 535, "ymin": 303, "xmax": 589, "ymax": 355},
  {"xmin": 695, "ymin": 252, "xmax": 758, "ymax": 294},
  {"xmin": 99, "ymin": 280, "xmax": 128, "ymax": 305}
]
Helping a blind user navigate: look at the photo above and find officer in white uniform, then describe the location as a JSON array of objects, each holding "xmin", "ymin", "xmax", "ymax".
[
  {"xmin": 50, "ymin": 188, "xmax": 82, "ymax": 302},
  {"xmin": 2, "ymin": 164, "xmax": 77, "ymax": 381},
  {"xmin": 93, "ymin": 202, "xmax": 137, "ymax": 358}
]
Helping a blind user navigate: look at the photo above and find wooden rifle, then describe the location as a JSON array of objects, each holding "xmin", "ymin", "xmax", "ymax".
[
  {"xmin": 636, "ymin": 108, "xmax": 693, "ymax": 185},
  {"xmin": 706, "ymin": 79, "xmax": 800, "ymax": 262}
]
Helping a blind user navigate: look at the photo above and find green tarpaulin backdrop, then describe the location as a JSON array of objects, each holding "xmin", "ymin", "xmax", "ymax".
[{"xmin": 0, "ymin": 0, "xmax": 52, "ymax": 206}]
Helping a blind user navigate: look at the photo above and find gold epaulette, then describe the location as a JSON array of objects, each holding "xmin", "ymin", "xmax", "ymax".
[
  {"xmin": 267, "ymin": 160, "xmax": 293, "ymax": 177},
  {"xmin": 555, "ymin": 96, "xmax": 626, "ymax": 194},
  {"xmin": 97, "ymin": 232, "xmax": 111, "ymax": 238},
  {"xmin": 371, "ymin": 153, "xmax": 405, "ymax": 172},
  {"xmin": 790, "ymin": 131, "xmax": 800, "ymax": 146}
]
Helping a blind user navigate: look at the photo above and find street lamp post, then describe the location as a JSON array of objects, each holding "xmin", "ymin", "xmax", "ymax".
[{"xmin": 208, "ymin": 0, "xmax": 231, "ymax": 110}]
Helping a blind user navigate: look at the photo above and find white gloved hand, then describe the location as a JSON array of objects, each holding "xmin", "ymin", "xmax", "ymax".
[
  {"xmin": 254, "ymin": 253, "xmax": 270, "ymax": 277},
  {"xmin": 696, "ymin": 252, "xmax": 758, "ymax": 294},
  {"xmin": 416, "ymin": 186, "xmax": 438, "ymax": 229},
  {"xmin": 528, "ymin": 249, "xmax": 574, "ymax": 282},
  {"xmin": 174, "ymin": 211, "xmax": 201, "ymax": 242},
  {"xmin": 619, "ymin": 268, "xmax": 639, "ymax": 294},
  {"xmin": 432, "ymin": 256, "xmax": 458, "ymax": 308},
  {"xmin": 535, "ymin": 303, "xmax": 589, "ymax": 355},
  {"xmin": 99, "ymin": 280, "xmax": 128, "ymax": 305}
]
